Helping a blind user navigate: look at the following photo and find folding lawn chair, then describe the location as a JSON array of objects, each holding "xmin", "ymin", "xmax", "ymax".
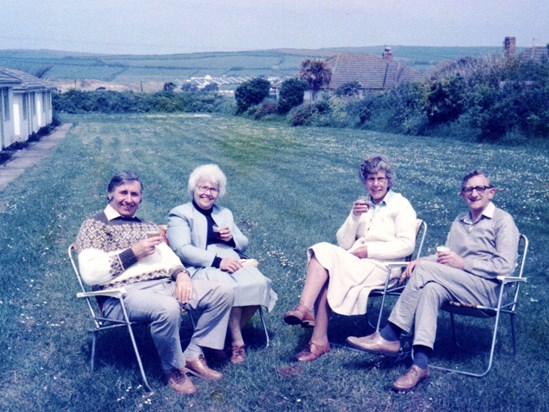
[
  {"xmin": 430, "ymin": 233, "xmax": 529, "ymax": 377},
  {"xmin": 69, "ymin": 243, "xmax": 196, "ymax": 393},
  {"xmin": 367, "ymin": 219, "xmax": 428, "ymax": 331}
]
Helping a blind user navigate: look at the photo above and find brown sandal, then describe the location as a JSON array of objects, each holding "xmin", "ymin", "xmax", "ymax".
[{"xmin": 283, "ymin": 304, "xmax": 315, "ymax": 327}]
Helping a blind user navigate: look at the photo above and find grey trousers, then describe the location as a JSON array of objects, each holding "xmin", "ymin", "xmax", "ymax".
[
  {"xmin": 102, "ymin": 278, "xmax": 233, "ymax": 373},
  {"xmin": 388, "ymin": 260, "xmax": 500, "ymax": 349}
]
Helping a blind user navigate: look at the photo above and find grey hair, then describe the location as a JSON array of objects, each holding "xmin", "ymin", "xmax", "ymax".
[
  {"xmin": 188, "ymin": 164, "xmax": 227, "ymax": 197},
  {"xmin": 461, "ymin": 169, "xmax": 492, "ymax": 191},
  {"xmin": 107, "ymin": 170, "xmax": 142, "ymax": 201},
  {"xmin": 359, "ymin": 154, "xmax": 395, "ymax": 188}
]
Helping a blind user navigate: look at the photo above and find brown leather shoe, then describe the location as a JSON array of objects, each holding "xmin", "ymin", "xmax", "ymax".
[
  {"xmin": 295, "ymin": 341, "xmax": 331, "ymax": 362},
  {"xmin": 346, "ymin": 331, "xmax": 401, "ymax": 356},
  {"xmin": 185, "ymin": 355, "xmax": 223, "ymax": 381},
  {"xmin": 230, "ymin": 345, "xmax": 246, "ymax": 365},
  {"xmin": 284, "ymin": 304, "xmax": 315, "ymax": 327},
  {"xmin": 392, "ymin": 365, "xmax": 430, "ymax": 392},
  {"xmin": 165, "ymin": 368, "xmax": 196, "ymax": 395}
]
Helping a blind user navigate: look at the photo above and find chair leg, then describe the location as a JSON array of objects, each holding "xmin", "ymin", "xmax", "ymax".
[
  {"xmin": 258, "ymin": 306, "xmax": 270, "ymax": 347},
  {"xmin": 510, "ymin": 314, "xmax": 517, "ymax": 356},
  {"xmin": 125, "ymin": 323, "xmax": 153, "ymax": 393},
  {"xmin": 450, "ymin": 313, "xmax": 458, "ymax": 347},
  {"xmin": 432, "ymin": 310, "xmax": 503, "ymax": 378},
  {"xmin": 90, "ymin": 332, "xmax": 97, "ymax": 372},
  {"xmin": 375, "ymin": 292, "xmax": 389, "ymax": 332}
]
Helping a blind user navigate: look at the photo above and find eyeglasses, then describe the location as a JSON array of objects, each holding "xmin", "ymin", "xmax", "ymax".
[
  {"xmin": 196, "ymin": 185, "xmax": 219, "ymax": 194},
  {"xmin": 461, "ymin": 185, "xmax": 493, "ymax": 194}
]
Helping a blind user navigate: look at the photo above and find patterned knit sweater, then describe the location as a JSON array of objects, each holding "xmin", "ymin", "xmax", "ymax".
[{"xmin": 75, "ymin": 210, "xmax": 184, "ymax": 290}]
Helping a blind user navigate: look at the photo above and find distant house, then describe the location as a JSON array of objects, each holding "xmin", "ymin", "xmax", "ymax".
[
  {"xmin": 0, "ymin": 68, "xmax": 54, "ymax": 149},
  {"xmin": 504, "ymin": 36, "xmax": 549, "ymax": 62},
  {"xmin": 322, "ymin": 48, "xmax": 425, "ymax": 96}
]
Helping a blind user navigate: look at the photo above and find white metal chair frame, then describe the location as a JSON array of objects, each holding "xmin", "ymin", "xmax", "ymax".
[
  {"xmin": 431, "ymin": 233, "xmax": 529, "ymax": 377},
  {"xmin": 69, "ymin": 243, "xmax": 192, "ymax": 393},
  {"xmin": 368, "ymin": 219, "xmax": 428, "ymax": 332}
]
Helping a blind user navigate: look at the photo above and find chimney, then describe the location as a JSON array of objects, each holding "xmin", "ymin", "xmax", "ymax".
[
  {"xmin": 504, "ymin": 36, "xmax": 516, "ymax": 58},
  {"xmin": 382, "ymin": 47, "xmax": 393, "ymax": 63}
]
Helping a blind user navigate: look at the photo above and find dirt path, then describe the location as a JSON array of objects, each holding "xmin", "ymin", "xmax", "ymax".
[{"xmin": 0, "ymin": 123, "xmax": 72, "ymax": 191}]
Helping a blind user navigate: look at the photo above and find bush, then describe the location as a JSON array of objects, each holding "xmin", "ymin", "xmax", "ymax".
[
  {"xmin": 234, "ymin": 78, "xmax": 271, "ymax": 114},
  {"xmin": 335, "ymin": 81, "xmax": 362, "ymax": 98},
  {"xmin": 254, "ymin": 101, "xmax": 278, "ymax": 120},
  {"xmin": 289, "ymin": 100, "xmax": 332, "ymax": 127},
  {"xmin": 52, "ymin": 90, "xmax": 224, "ymax": 114},
  {"xmin": 277, "ymin": 79, "xmax": 307, "ymax": 114}
]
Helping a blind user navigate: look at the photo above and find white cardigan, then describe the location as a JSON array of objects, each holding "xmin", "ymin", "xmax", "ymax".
[{"xmin": 336, "ymin": 192, "xmax": 417, "ymax": 261}]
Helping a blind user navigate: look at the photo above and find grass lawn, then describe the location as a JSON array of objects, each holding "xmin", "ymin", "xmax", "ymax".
[{"xmin": 0, "ymin": 113, "xmax": 547, "ymax": 411}]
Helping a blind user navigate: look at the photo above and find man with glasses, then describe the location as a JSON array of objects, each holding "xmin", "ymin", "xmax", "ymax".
[{"xmin": 347, "ymin": 170, "xmax": 519, "ymax": 391}]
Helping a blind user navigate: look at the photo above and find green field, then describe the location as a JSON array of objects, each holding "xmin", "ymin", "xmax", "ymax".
[
  {"xmin": 0, "ymin": 114, "xmax": 546, "ymax": 411},
  {"xmin": 0, "ymin": 46, "xmax": 503, "ymax": 82}
]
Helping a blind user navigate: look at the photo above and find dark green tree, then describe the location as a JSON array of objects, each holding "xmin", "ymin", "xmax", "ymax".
[
  {"xmin": 234, "ymin": 78, "xmax": 271, "ymax": 114},
  {"xmin": 277, "ymin": 78, "xmax": 307, "ymax": 114},
  {"xmin": 163, "ymin": 82, "xmax": 177, "ymax": 92}
]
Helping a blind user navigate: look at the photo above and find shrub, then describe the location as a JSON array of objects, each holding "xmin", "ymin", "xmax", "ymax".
[
  {"xmin": 52, "ymin": 90, "xmax": 224, "ymax": 114},
  {"xmin": 335, "ymin": 81, "xmax": 362, "ymax": 98},
  {"xmin": 234, "ymin": 78, "xmax": 271, "ymax": 114},
  {"xmin": 289, "ymin": 100, "xmax": 332, "ymax": 127},
  {"xmin": 277, "ymin": 79, "xmax": 307, "ymax": 114},
  {"xmin": 254, "ymin": 101, "xmax": 278, "ymax": 120}
]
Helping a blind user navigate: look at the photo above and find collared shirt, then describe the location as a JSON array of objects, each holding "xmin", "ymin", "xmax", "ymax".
[
  {"xmin": 460, "ymin": 201, "xmax": 496, "ymax": 229},
  {"xmin": 369, "ymin": 190, "xmax": 394, "ymax": 217},
  {"xmin": 104, "ymin": 204, "xmax": 142, "ymax": 222}
]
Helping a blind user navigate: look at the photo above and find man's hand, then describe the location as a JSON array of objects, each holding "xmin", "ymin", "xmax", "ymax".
[
  {"xmin": 437, "ymin": 251, "xmax": 465, "ymax": 269},
  {"xmin": 175, "ymin": 272, "xmax": 193, "ymax": 303},
  {"xmin": 350, "ymin": 246, "xmax": 368, "ymax": 259},
  {"xmin": 131, "ymin": 235, "xmax": 163, "ymax": 259},
  {"xmin": 220, "ymin": 257, "xmax": 242, "ymax": 273}
]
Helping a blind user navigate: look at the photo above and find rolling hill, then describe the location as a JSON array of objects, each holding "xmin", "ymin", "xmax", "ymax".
[{"xmin": 0, "ymin": 46, "xmax": 504, "ymax": 92}]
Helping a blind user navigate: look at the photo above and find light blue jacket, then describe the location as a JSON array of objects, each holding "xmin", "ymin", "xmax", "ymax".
[{"xmin": 167, "ymin": 202, "xmax": 249, "ymax": 274}]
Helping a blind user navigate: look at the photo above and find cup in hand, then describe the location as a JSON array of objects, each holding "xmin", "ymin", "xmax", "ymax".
[
  {"xmin": 354, "ymin": 195, "xmax": 370, "ymax": 215},
  {"xmin": 146, "ymin": 229, "xmax": 160, "ymax": 239},
  {"xmin": 212, "ymin": 225, "xmax": 222, "ymax": 238},
  {"xmin": 436, "ymin": 246, "xmax": 450, "ymax": 255}
]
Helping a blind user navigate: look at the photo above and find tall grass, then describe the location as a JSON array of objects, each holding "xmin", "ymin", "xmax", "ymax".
[{"xmin": 0, "ymin": 113, "xmax": 547, "ymax": 411}]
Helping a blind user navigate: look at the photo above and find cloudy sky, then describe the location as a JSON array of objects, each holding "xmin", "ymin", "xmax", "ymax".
[{"xmin": 1, "ymin": 0, "xmax": 547, "ymax": 55}]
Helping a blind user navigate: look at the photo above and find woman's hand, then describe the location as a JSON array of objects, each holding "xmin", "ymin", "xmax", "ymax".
[
  {"xmin": 175, "ymin": 272, "xmax": 193, "ymax": 303},
  {"xmin": 216, "ymin": 226, "xmax": 233, "ymax": 242},
  {"xmin": 131, "ymin": 235, "xmax": 163, "ymax": 260},
  {"xmin": 352, "ymin": 200, "xmax": 370, "ymax": 216},
  {"xmin": 220, "ymin": 257, "xmax": 243, "ymax": 273},
  {"xmin": 350, "ymin": 246, "xmax": 368, "ymax": 259}
]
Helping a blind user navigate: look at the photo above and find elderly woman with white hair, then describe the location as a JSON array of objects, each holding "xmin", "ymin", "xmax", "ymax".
[{"xmin": 167, "ymin": 164, "xmax": 277, "ymax": 365}]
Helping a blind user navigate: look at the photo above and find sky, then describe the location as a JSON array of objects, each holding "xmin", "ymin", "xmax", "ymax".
[{"xmin": 1, "ymin": 0, "xmax": 548, "ymax": 55}]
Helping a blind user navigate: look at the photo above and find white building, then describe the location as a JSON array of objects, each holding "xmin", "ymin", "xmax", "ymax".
[{"xmin": 0, "ymin": 68, "xmax": 54, "ymax": 149}]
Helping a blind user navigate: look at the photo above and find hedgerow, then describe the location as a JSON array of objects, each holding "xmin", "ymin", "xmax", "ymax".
[{"xmin": 52, "ymin": 90, "xmax": 224, "ymax": 114}]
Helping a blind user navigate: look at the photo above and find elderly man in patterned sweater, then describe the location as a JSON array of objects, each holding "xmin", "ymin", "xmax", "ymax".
[{"xmin": 75, "ymin": 170, "xmax": 234, "ymax": 395}]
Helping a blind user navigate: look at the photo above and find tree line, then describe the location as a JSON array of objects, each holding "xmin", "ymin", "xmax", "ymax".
[{"xmin": 52, "ymin": 53, "xmax": 548, "ymax": 143}]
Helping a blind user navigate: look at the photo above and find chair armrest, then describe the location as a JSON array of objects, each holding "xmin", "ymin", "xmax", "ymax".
[
  {"xmin": 76, "ymin": 287, "xmax": 128, "ymax": 299},
  {"xmin": 385, "ymin": 261, "xmax": 410, "ymax": 269},
  {"xmin": 496, "ymin": 276, "xmax": 527, "ymax": 285}
]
